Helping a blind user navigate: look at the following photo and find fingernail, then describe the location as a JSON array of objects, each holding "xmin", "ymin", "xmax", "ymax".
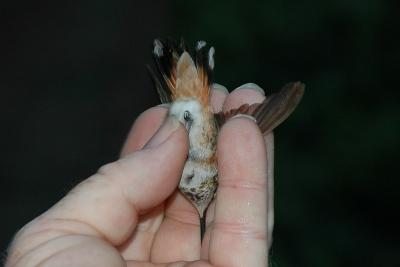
[
  {"xmin": 230, "ymin": 114, "xmax": 257, "ymax": 123},
  {"xmin": 145, "ymin": 115, "xmax": 182, "ymax": 148},
  {"xmin": 212, "ymin": 83, "xmax": 229, "ymax": 95},
  {"xmin": 235, "ymin": 83, "xmax": 265, "ymax": 95},
  {"xmin": 157, "ymin": 103, "xmax": 171, "ymax": 108}
]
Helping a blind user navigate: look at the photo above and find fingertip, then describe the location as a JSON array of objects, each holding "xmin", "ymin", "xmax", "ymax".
[
  {"xmin": 210, "ymin": 83, "xmax": 228, "ymax": 113},
  {"xmin": 222, "ymin": 84, "xmax": 266, "ymax": 112},
  {"xmin": 235, "ymin": 83, "xmax": 265, "ymax": 95},
  {"xmin": 212, "ymin": 83, "xmax": 229, "ymax": 95},
  {"xmin": 143, "ymin": 118, "xmax": 189, "ymax": 175},
  {"xmin": 120, "ymin": 106, "xmax": 168, "ymax": 156},
  {"xmin": 120, "ymin": 125, "xmax": 189, "ymax": 211},
  {"xmin": 144, "ymin": 115, "xmax": 184, "ymax": 148},
  {"xmin": 153, "ymin": 122, "xmax": 189, "ymax": 157}
]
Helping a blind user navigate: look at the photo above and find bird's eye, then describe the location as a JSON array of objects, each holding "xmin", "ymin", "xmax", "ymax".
[{"xmin": 183, "ymin": 110, "xmax": 192, "ymax": 121}]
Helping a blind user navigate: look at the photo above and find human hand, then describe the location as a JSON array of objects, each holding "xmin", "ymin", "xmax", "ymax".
[{"xmin": 6, "ymin": 83, "xmax": 273, "ymax": 267}]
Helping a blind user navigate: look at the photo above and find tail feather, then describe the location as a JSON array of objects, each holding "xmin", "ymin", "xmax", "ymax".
[
  {"xmin": 195, "ymin": 40, "xmax": 214, "ymax": 89},
  {"xmin": 152, "ymin": 38, "xmax": 181, "ymax": 98},
  {"xmin": 149, "ymin": 38, "xmax": 215, "ymax": 105}
]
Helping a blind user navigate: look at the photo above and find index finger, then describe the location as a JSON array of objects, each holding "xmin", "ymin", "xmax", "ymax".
[{"xmin": 209, "ymin": 117, "xmax": 269, "ymax": 267}]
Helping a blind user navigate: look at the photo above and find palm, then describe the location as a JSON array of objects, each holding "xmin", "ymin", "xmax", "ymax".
[{"xmin": 118, "ymin": 191, "xmax": 214, "ymax": 262}]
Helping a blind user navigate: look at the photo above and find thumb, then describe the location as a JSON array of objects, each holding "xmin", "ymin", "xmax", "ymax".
[
  {"xmin": 8, "ymin": 116, "xmax": 189, "ymax": 254},
  {"xmin": 117, "ymin": 115, "xmax": 189, "ymax": 211},
  {"xmin": 46, "ymin": 115, "xmax": 188, "ymax": 245}
]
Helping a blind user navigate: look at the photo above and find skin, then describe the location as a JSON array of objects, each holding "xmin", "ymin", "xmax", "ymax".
[{"xmin": 5, "ymin": 83, "xmax": 273, "ymax": 267}]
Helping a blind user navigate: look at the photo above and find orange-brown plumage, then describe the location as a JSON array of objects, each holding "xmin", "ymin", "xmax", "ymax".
[{"xmin": 174, "ymin": 52, "xmax": 210, "ymax": 106}]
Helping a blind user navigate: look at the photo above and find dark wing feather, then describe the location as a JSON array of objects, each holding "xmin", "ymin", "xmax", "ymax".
[
  {"xmin": 149, "ymin": 38, "xmax": 186, "ymax": 103},
  {"xmin": 149, "ymin": 38, "xmax": 215, "ymax": 104},
  {"xmin": 195, "ymin": 41, "xmax": 214, "ymax": 89},
  {"xmin": 215, "ymin": 82, "xmax": 305, "ymax": 134},
  {"xmin": 214, "ymin": 103, "xmax": 260, "ymax": 127},
  {"xmin": 146, "ymin": 64, "xmax": 171, "ymax": 104}
]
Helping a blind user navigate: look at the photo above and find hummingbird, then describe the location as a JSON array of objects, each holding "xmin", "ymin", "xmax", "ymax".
[{"xmin": 148, "ymin": 38, "xmax": 304, "ymax": 242}]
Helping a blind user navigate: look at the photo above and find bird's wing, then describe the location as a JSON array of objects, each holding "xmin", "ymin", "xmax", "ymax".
[
  {"xmin": 215, "ymin": 82, "xmax": 305, "ymax": 135},
  {"xmin": 148, "ymin": 38, "xmax": 185, "ymax": 104}
]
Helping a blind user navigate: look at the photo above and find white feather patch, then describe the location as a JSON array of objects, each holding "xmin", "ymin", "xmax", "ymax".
[
  {"xmin": 196, "ymin": 40, "xmax": 207, "ymax": 50},
  {"xmin": 153, "ymin": 39, "xmax": 163, "ymax": 57},
  {"xmin": 208, "ymin": 47, "xmax": 215, "ymax": 69}
]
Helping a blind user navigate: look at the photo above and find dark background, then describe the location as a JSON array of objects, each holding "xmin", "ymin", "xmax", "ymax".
[{"xmin": 1, "ymin": 0, "xmax": 399, "ymax": 266}]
